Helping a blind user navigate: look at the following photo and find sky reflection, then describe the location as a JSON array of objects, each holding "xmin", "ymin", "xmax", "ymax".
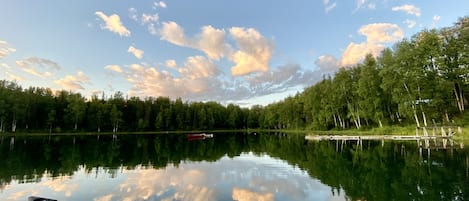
[{"xmin": 0, "ymin": 152, "xmax": 346, "ymax": 201}]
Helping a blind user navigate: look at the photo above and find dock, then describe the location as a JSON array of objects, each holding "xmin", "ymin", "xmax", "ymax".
[{"xmin": 304, "ymin": 135, "xmax": 449, "ymax": 141}]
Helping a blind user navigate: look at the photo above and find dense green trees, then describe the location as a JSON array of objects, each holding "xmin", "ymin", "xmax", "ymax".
[
  {"xmin": 0, "ymin": 80, "xmax": 248, "ymax": 133},
  {"xmin": 257, "ymin": 16, "xmax": 469, "ymax": 130}
]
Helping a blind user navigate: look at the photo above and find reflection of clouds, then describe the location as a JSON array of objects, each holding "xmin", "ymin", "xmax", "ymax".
[
  {"xmin": 116, "ymin": 167, "xmax": 215, "ymax": 201},
  {"xmin": 42, "ymin": 177, "xmax": 78, "ymax": 197},
  {"xmin": 94, "ymin": 194, "xmax": 113, "ymax": 201},
  {"xmin": 0, "ymin": 153, "xmax": 347, "ymax": 201},
  {"xmin": 232, "ymin": 187, "xmax": 274, "ymax": 201}
]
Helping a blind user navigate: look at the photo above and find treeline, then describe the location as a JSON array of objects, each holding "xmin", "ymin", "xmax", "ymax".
[
  {"xmin": 0, "ymin": 81, "xmax": 251, "ymax": 133},
  {"xmin": 259, "ymin": 16, "xmax": 469, "ymax": 130}
]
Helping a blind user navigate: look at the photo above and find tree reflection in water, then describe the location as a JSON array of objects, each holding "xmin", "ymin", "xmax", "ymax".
[{"xmin": 0, "ymin": 133, "xmax": 467, "ymax": 201}]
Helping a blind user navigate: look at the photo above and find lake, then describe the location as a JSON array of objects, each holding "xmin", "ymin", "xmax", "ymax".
[{"xmin": 0, "ymin": 133, "xmax": 467, "ymax": 201}]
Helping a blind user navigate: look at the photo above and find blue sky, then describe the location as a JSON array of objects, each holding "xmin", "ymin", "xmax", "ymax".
[{"xmin": 0, "ymin": 0, "xmax": 468, "ymax": 106}]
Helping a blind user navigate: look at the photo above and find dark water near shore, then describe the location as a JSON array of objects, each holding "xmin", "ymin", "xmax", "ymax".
[{"xmin": 0, "ymin": 133, "xmax": 467, "ymax": 201}]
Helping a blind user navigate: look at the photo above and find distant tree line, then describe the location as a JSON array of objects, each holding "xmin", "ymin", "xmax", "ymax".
[
  {"xmin": 0, "ymin": 17, "xmax": 468, "ymax": 133},
  {"xmin": 0, "ymin": 81, "xmax": 250, "ymax": 133},
  {"xmin": 257, "ymin": 16, "xmax": 469, "ymax": 130}
]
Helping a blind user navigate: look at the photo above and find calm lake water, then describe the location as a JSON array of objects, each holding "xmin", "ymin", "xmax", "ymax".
[{"xmin": 0, "ymin": 133, "xmax": 467, "ymax": 201}]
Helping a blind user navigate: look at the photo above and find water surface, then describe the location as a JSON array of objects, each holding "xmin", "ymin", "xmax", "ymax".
[{"xmin": 0, "ymin": 133, "xmax": 467, "ymax": 201}]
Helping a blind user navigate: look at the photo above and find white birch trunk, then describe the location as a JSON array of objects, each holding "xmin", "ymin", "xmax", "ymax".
[{"xmin": 422, "ymin": 112, "xmax": 427, "ymax": 127}]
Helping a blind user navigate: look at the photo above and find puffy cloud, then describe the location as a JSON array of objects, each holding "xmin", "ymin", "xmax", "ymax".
[
  {"xmin": 339, "ymin": 23, "xmax": 403, "ymax": 66},
  {"xmin": 159, "ymin": 22, "xmax": 228, "ymax": 60},
  {"xmin": 0, "ymin": 40, "xmax": 16, "ymax": 59},
  {"xmin": 159, "ymin": 23, "xmax": 272, "ymax": 75},
  {"xmin": 153, "ymin": 1, "xmax": 167, "ymax": 9},
  {"xmin": 229, "ymin": 27, "xmax": 273, "ymax": 76},
  {"xmin": 392, "ymin": 4, "xmax": 421, "ymax": 17},
  {"xmin": 125, "ymin": 57, "xmax": 219, "ymax": 98},
  {"xmin": 16, "ymin": 57, "xmax": 61, "ymax": 78},
  {"xmin": 95, "ymin": 11, "xmax": 131, "ymax": 37},
  {"xmin": 127, "ymin": 46, "xmax": 144, "ymax": 59},
  {"xmin": 54, "ymin": 71, "xmax": 91, "ymax": 91},
  {"xmin": 165, "ymin": 59, "xmax": 177, "ymax": 68},
  {"xmin": 232, "ymin": 188, "xmax": 274, "ymax": 201},
  {"xmin": 104, "ymin": 65, "xmax": 123, "ymax": 73},
  {"xmin": 178, "ymin": 56, "xmax": 219, "ymax": 79},
  {"xmin": 403, "ymin": 19, "xmax": 417, "ymax": 28},
  {"xmin": 195, "ymin": 26, "xmax": 228, "ymax": 60},
  {"xmin": 359, "ymin": 23, "xmax": 404, "ymax": 43},
  {"xmin": 315, "ymin": 55, "xmax": 339, "ymax": 71},
  {"xmin": 159, "ymin": 21, "xmax": 188, "ymax": 46},
  {"xmin": 340, "ymin": 42, "xmax": 384, "ymax": 66}
]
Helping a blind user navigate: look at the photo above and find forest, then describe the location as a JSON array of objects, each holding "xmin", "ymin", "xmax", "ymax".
[{"xmin": 0, "ymin": 16, "xmax": 468, "ymax": 133}]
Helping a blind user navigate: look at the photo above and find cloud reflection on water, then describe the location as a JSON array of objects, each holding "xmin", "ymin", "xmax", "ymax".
[{"xmin": 0, "ymin": 152, "xmax": 347, "ymax": 201}]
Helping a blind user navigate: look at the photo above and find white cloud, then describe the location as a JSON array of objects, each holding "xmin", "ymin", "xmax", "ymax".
[
  {"xmin": 325, "ymin": 2, "xmax": 337, "ymax": 13},
  {"xmin": 125, "ymin": 57, "xmax": 219, "ymax": 98},
  {"xmin": 358, "ymin": 23, "xmax": 404, "ymax": 43},
  {"xmin": 195, "ymin": 26, "xmax": 228, "ymax": 60},
  {"xmin": 353, "ymin": 0, "xmax": 366, "ymax": 13},
  {"xmin": 159, "ymin": 22, "xmax": 228, "ymax": 60},
  {"xmin": 128, "ymin": 8, "xmax": 138, "ymax": 22},
  {"xmin": 340, "ymin": 42, "xmax": 384, "ymax": 67},
  {"xmin": 432, "ymin": 15, "xmax": 441, "ymax": 27},
  {"xmin": 177, "ymin": 56, "xmax": 219, "ymax": 79},
  {"xmin": 54, "ymin": 71, "xmax": 91, "ymax": 91},
  {"xmin": 141, "ymin": 13, "xmax": 159, "ymax": 24},
  {"xmin": 0, "ymin": 40, "xmax": 16, "ymax": 59},
  {"xmin": 403, "ymin": 19, "xmax": 417, "ymax": 28},
  {"xmin": 392, "ymin": 4, "xmax": 421, "ymax": 17},
  {"xmin": 165, "ymin": 59, "xmax": 177, "ymax": 68},
  {"xmin": 127, "ymin": 46, "xmax": 144, "ymax": 59},
  {"xmin": 159, "ymin": 21, "xmax": 188, "ymax": 46},
  {"xmin": 159, "ymin": 23, "xmax": 273, "ymax": 76},
  {"xmin": 129, "ymin": 8, "xmax": 159, "ymax": 35},
  {"xmin": 104, "ymin": 65, "xmax": 123, "ymax": 73},
  {"xmin": 353, "ymin": 0, "xmax": 376, "ymax": 12},
  {"xmin": 339, "ymin": 23, "xmax": 403, "ymax": 67},
  {"xmin": 229, "ymin": 27, "xmax": 273, "ymax": 76},
  {"xmin": 153, "ymin": 1, "xmax": 167, "ymax": 9},
  {"xmin": 95, "ymin": 11, "xmax": 131, "ymax": 37},
  {"xmin": 16, "ymin": 57, "xmax": 61, "ymax": 78},
  {"xmin": 315, "ymin": 55, "xmax": 339, "ymax": 71}
]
